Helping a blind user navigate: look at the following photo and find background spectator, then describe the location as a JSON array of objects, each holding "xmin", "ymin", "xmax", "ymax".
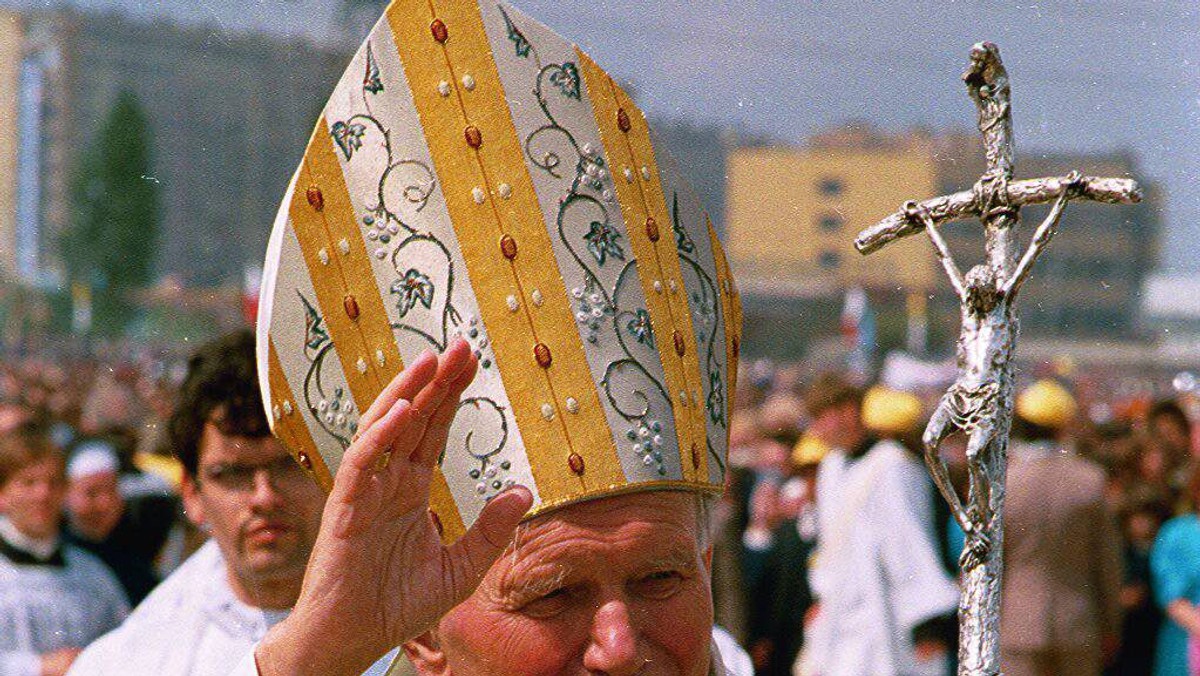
[{"xmin": 0, "ymin": 425, "xmax": 127, "ymax": 676}]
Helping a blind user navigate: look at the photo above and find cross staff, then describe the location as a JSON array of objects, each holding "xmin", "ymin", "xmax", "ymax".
[{"xmin": 855, "ymin": 42, "xmax": 1141, "ymax": 676}]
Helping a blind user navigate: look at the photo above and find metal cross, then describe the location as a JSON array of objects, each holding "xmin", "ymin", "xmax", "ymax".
[{"xmin": 854, "ymin": 42, "xmax": 1140, "ymax": 676}]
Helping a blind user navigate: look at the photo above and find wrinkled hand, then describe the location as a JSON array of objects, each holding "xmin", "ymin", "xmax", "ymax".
[{"xmin": 256, "ymin": 339, "xmax": 533, "ymax": 676}]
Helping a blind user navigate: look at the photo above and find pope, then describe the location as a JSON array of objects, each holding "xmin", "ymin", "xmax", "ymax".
[
  {"xmin": 252, "ymin": 339, "xmax": 739, "ymax": 675},
  {"xmin": 246, "ymin": 0, "xmax": 746, "ymax": 673}
]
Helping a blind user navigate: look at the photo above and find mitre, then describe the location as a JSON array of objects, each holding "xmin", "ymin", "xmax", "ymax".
[{"xmin": 256, "ymin": 0, "xmax": 742, "ymax": 542}]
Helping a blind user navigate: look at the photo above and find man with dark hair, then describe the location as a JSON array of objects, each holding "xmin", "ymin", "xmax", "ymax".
[
  {"xmin": 800, "ymin": 373, "xmax": 959, "ymax": 675},
  {"xmin": 0, "ymin": 425, "xmax": 127, "ymax": 676},
  {"xmin": 168, "ymin": 331, "xmax": 273, "ymax": 479},
  {"xmin": 1148, "ymin": 399, "xmax": 1196, "ymax": 502},
  {"xmin": 71, "ymin": 331, "xmax": 392, "ymax": 675}
]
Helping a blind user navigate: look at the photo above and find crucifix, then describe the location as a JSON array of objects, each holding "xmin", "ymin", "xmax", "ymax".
[{"xmin": 855, "ymin": 42, "xmax": 1141, "ymax": 675}]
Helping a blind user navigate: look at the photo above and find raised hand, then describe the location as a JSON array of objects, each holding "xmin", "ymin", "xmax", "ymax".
[{"xmin": 255, "ymin": 338, "xmax": 533, "ymax": 676}]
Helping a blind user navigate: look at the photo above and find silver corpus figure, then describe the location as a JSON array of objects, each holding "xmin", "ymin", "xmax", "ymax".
[{"xmin": 855, "ymin": 43, "xmax": 1141, "ymax": 676}]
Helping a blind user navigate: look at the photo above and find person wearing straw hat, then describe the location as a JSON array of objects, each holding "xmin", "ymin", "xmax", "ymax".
[
  {"xmin": 177, "ymin": 0, "xmax": 749, "ymax": 673},
  {"xmin": 799, "ymin": 377, "xmax": 958, "ymax": 676},
  {"xmin": 1001, "ymin": 379, "xmax": 1123, "ymax": 676}
]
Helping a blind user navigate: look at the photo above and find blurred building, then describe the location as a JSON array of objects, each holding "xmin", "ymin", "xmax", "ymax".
[
  {"xmin": 0, "ymin": 8, "xmax": 72, "ymax": 287},
  {"xmin": 725, "ymin": 124, "xmax": 1161, "ymax": 359},
  {"xmin": 1141, "ymin": 274, "xmax": 1200, "ymax": 339},
  {"xmin": 725, "ymin": 125, "xmax": 942, "ymax": 360},
  {"xmin": 727, "ymin": 125, "xmax": 939, "ymax": 295},
  {"xmin": 0, "ymin": 7, "xmax": 347, "ymax": 288}
]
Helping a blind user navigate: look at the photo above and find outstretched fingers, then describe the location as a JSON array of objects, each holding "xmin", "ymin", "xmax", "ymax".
[
  {"xmin": 392, "ymin": 339, "xmax": 475, "ymax": 461},
  {"xmin": 357, "ymin": 350, "xmax": 439, "ymax": 434},
  {"xmin": 410, "ymin": 354, "xmax": 477, "ymax": 468},
  {"xmin": 335, "ymin": 398, "xmax": 413, "ymax": 505}
]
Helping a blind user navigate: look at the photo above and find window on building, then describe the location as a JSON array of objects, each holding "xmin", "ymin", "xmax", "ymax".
[
  {"xmin": 819, "ymin": 213, "xmax": 843, "ymax": 232},
  {"xmin": 819, "ymin": 251, "xmax": 840, "ymax": 269},
  {"xmin": 818, "ymin": 177, "xmax": 844, "ymax": 197}
]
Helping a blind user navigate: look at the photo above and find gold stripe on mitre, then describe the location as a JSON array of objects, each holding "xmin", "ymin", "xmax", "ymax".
[
  {"xmin": 576, "ymin": 51, "xmax": 710, "ymax": 484},
  {"xmin": 709, "ymin": 223, "xmax": 741, "ymax": 438},
  {"xmin": 259, "ymin": 0, "xmax": 741, "ymax": 535},
  {"xmin": 267, "ymin": 340, "xmax": 334, "ymax": 491},
  {"xmin": 387, "ymin": 0, "xmax": 624, "ymax": 507},
  {"xmin": 304, "ymin": 123, "xmax": 407, "ymax": 385}
]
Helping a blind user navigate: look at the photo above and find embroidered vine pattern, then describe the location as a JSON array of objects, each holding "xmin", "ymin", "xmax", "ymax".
[
  {"xmin": 502, "ymin": 5, "xmax": 677, "ymax": 476},
  {"xmin": 297, "ymin": 291, "xmax": 356, "ymax": 448},
  {"xmin": 309, "ymin": 39, "xmax": 512, "ymax": 494}
]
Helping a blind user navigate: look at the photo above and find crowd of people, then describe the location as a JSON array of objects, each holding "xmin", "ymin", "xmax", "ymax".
[
  {"xmin": 711, "ymin": 361, "xmax": 1200, "ymax": 676},
  {"xmin": 0, "ymin": 332, "xmax": 1198, "ymax": 675}
]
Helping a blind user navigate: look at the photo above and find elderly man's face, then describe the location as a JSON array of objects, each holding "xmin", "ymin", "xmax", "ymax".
[{"xmin": 411, "ymin": 491, "xmax": 713, "ymax": 675}]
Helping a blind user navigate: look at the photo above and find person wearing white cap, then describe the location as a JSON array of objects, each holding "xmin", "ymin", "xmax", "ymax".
[{"xmin": 64, "ymin": 440, "xmax": 159, "ymax": 606}]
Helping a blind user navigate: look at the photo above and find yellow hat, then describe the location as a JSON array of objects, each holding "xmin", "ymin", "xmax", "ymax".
[
  {"xmin": 861, "ymin": 385, "xmax": 923, "ymax": 435},
  {"xmin": 792, "ymin": 433, "xmax": 830, "ymax": 467},
  {"xmin": 133, "ymin": 452, "xmax": 184, "ymax": 491},
  {"xmin": 1016, "ymin": 379, "xmax": 1077, "ymax": 429},
  {"xmin": 256, "ymin": 0, "xmax": 742, "ymax": 543}
]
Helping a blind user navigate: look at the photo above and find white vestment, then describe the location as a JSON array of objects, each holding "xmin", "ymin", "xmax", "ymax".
[
  {"xmin": 69, "ymin": 540, "xmax": 394, "ymax": 676},
  {"xmin": 801, "ymin": 440, "xmax": 960, "ymax": 676},
  {"xmin": 0, "ymin": 527, "xmax": 128, "ymax": 676}
]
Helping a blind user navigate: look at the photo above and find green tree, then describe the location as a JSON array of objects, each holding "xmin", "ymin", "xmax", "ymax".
[{"xmin": 63, "ymin": 90, "xmax": 159, "ymax": 336}]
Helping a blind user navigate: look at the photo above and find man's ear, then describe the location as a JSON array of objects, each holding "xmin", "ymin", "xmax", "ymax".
[
  {"xmin": 403, "ymin": 631, "xmax": 448, "ymax": 675},
  {"xmin": 180, "ymin": 474, "xmax": 206, "ymax": 528}
]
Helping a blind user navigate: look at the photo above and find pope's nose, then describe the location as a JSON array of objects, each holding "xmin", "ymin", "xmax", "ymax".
[{"xmin": 583, "ymin": 599, "xmax": 643, "ymax": 675}]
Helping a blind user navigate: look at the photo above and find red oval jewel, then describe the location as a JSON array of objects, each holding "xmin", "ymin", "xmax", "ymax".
[
  {"xmin": 500, "ymin": 235, "xmax": 518, "ymax": 259},
  {"xmin": 429, "ymin": 509, "xmax": 444, "ymax": 537},
  {"xmin": 306, "ymin": 186, "xmax": 324, "ymax": 212},
  {"xmin": 297, "ymin": 451, "xmax": 313, "ymax": 471},
  {"xmin": 645, "ymin": 217, "xmax": 660, "ymax": 242},
  {"xmin": 344, "ymin": 295, "xmax": 360, "ymax": 321},
  {"xmin": 690, "ymin": 443, "xmax": 700, "ymax": 469},
  {"xmin": 534, "ymin": 343, "xmax": 552, "ymax": 368},
  {"xmin": 617, "ymin": 108, "xmax": 631, "ymax": 133},
  {"xmin": 568, "ymin": 452, "xmax": 585, "ymax": 475},
  {"xmin": 673, "ymin": 330, "xmax": 686, "ymax": 357},
  {"xmin": 431, "ymin": 19, "xmax": 448, "ymax": 43},
  {"xmin": 732, "ymin": 336, "xmax": 740, "ymax": 360},
  {"xmin": 465, "ymin": 125, "xmax": 483, "ymax": 149}
]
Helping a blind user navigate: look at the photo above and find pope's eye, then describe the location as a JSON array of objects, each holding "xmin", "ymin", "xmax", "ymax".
[
  {"xmin": 634, "ymin": 570, "xmax": 684, "ymax": 600},
  {"xmin": 519, "ymin": 586, "xmax": 573, "ymax": 619}
]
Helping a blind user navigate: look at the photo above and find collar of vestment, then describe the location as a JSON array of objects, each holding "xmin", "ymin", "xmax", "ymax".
[{"xmin": 0, "ymin": 517, "xmax": 64, "ymax": 567}]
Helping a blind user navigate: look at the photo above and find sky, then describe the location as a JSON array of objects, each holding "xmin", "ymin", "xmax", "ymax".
[{"xmin": 8, "ymin": 0, "xmax": 1199, "ymax": 272}]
